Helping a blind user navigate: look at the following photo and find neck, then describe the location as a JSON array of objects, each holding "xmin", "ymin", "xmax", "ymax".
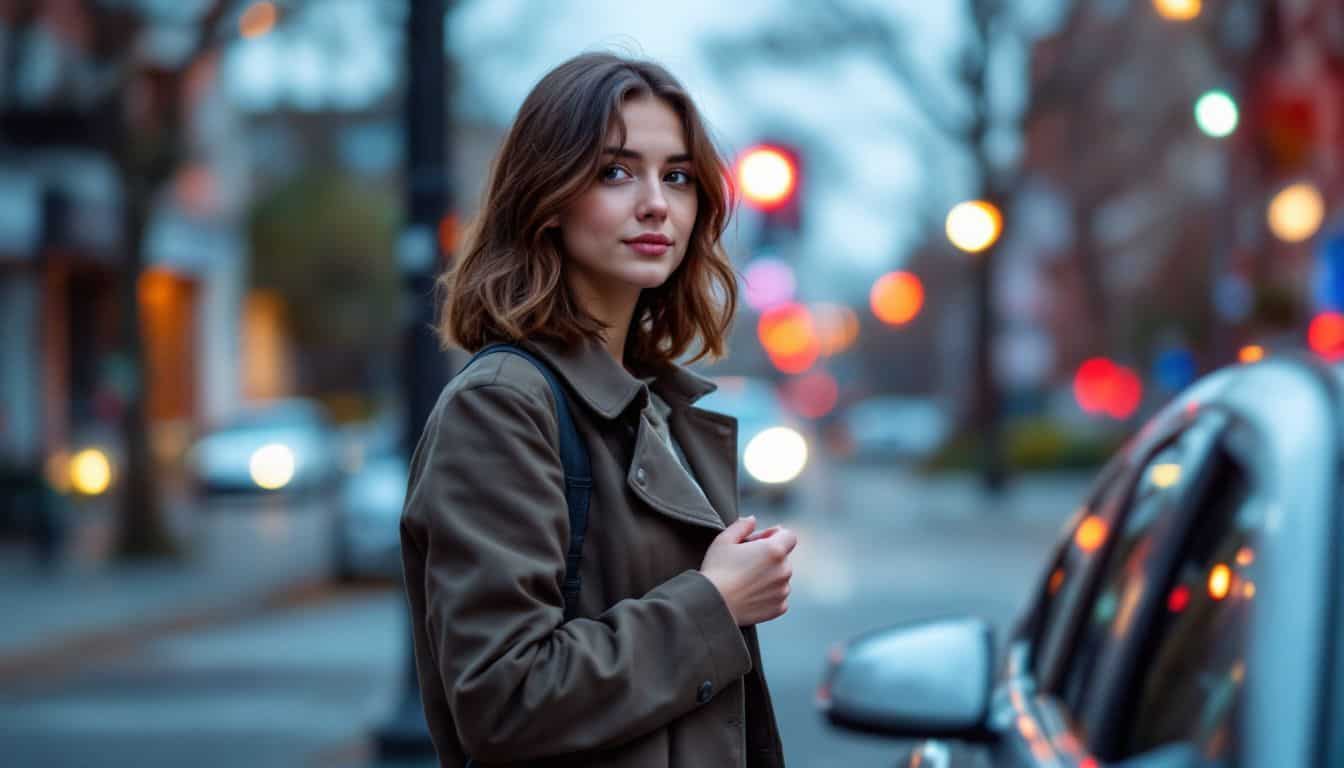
[{"xmin": 565, "ymin": 271, "xmax": 640, "ymax": 369}]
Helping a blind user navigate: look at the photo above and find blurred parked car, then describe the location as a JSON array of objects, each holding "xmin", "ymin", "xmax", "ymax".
[
  {"xmin": 818, "ymin": 354, "xmax": 1341, "ymax": 767},
  {"xmin": 836, "ymin": 394, "xmax": 951, "ymax": 462},
  {"xmin": 335, "ymin": 451, "xmax": 407, "ymax": 581},
  {"xmin": 188, "ymin": 399, "xmax": 340, "ymax": 498},
  {"xmin": 698, "ymin": 376, "xmax": 809, "ymax": 510}
]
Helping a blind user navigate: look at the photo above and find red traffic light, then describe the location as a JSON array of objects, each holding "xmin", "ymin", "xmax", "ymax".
[{"xmin": 737, "ymin": 145, "xmax": 797, "ymax": 211}]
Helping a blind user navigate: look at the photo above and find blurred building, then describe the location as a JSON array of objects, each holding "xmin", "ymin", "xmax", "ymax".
[
  {"xmin": 0, "ymin": 7, "xmax": 249, "ymax": 488},
  {"xmin": 1016, "ymin": 0, "xmax": 1343, "ymax": 411}
]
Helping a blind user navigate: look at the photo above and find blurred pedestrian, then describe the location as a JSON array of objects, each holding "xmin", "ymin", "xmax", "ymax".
[{"xmin": 400, "ymin": 52, "xmax": 794, "ymax": 767}]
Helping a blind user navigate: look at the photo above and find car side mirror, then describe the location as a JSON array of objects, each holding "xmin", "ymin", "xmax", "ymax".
[{"xmin": 818, "ymin": 617, "xmax": 994, "ymax": 741}]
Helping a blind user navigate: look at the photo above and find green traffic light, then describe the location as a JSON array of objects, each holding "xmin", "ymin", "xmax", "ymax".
[{"xmin": 1195, "ymin": 90, "xmax": 1238, "ymax": 138}]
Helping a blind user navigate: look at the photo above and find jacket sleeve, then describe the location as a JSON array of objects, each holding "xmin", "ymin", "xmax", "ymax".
[{"xmin": 403, "ymin": 374, "xmax": 752, "ymax": 763}]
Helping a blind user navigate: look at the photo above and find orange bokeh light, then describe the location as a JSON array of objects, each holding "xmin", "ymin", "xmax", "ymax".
[
  {"xmin": 869, "ymin": 272, "xmax": 924, "ymax": 326},
  {"xmin": 1048, "ymin": 568, "xmax": 1065, "ymax": 595},
  {"xmin": 1208, "ymin": 563, "xmax": 1232, "ymax": 601},
  {"xmin": 1238, "ymin": 345, "xmax": 1265, "ymax": 364},
  {"xmin": 240, "ymin": 2, "xmax": 278, "ymax": 38},
  {"xmin": 758, "ymin": 304, "xmax": 820, "ymax": 374},
  {"xmin": 1074, "ymin": 515, "xmax": 1108, "ymax": 553}
]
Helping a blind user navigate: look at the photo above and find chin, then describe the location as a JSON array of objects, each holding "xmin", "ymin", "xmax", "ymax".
[{"xmin": 620, "ymin": 264, "xmax": 677, "ymax": 290}]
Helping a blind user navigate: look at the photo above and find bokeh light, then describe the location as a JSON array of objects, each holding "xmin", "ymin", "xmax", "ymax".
[
  {"xmin": 945, "ymin": 201, "xmax": 1002, "ymax": 253},
  {"xmin": 1208, "ymin": 563, "xmax": 1232, "ymax": 601},
  {"xmin": 742, "ymin": 259, "xmax": 797, "ymax": 312},
  {"xmin": 1074, "ymin": 515, "xmax": 1108, "ymax": 553},
  {"xmin": 737, "ymin": 146, "xmax": 796, "ymax": 210},
  {"xmin": 1267, "ymin": 182, "xmax": 1325, "ymax": 243},
  {"xmin": 70, "ymin": 448, "xmax": 112, "ymax": 496},
  {"xmin": 1194, "ymin": 90, "xmax": 1238, "ymax": 138},
  {"xmin": 1153, "ymin": 0, "xmax": 1201, "ymax": 21},
  {"xmin": 781, "ymin": 371, "xmax": 840, "ymax": 420},
  {"xmin": 869, "ymin": 272, "xmax": 924, "ymax": 326},
  {"xmin": 1149, "ymin": 463, "xmax": 1182, "ymax": 489},
  {"xmin": 249, "ymin": 443, "xmax": 296, "ymax": 490},
  {"xmin": 812, "ymin": 303, "xmax": 860, "ymax": 356},
  {"xmin": 1074, "ymin": 358, "xmax": 1143, "ymax": 420},
  {"xmin": 240, "ymin": 2, "xmax": 278, "ymax": 39},
  {"xmin": 743, "ymin": 427, "xmax": 808, "ymax": 484},
  {"xmin": 1308, "ymin": 312, "xmax": 1344, "ymax": 360},
  {"xmin": 1238, "ymin": 345, "xmax": 1265, "ymax": 364},
  {"xmin": 758, "ymin": 303, "xmax": 820, "ymax": 374}
]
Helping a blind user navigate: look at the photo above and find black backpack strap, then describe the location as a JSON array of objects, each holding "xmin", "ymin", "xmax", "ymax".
[{"xmin": 464, "ymin": 344, "xmax": 592, "ymax": 622}]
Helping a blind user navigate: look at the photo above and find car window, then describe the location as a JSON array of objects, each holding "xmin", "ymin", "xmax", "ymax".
[
  {"xmin": 1027, "ymin": 460, "xmax": 1131, "ymax": 680},
  {"xmin": 1117, "ymin": 450, "xmax": 1259, "ymax": 761},
  {"xmin": 1059, "ymin": 441, "xmax": 1190, "ymax": 720}
]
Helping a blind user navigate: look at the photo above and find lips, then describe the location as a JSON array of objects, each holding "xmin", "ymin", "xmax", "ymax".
[{"xmin": 624, "ymin": 233, "xmax": 673, "ymax": 257}]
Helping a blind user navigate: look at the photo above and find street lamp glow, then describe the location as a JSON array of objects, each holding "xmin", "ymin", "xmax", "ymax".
[
  {"xmin": 1153, "ymin": 0, "xmax": 1201, "ymax": 21},
  {"xmin": 946, "ymin": 201, "xmax": 1002, "ymax": 253},
  {"xmin": 1195, "ymin": 90, "xmax": 1239, "ymax": 138},
  {"xmin": 737, "ymin": 147, "xmax": 796, "ymax": 210},
  {"xmin": 1267, "ymin": 182, "xmax": 1326, "ymax": 243}
]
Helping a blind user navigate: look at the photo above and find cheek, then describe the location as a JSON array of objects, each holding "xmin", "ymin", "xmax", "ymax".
[{"xmin": 573, "ymin": 192, "xmax": 629, "ymax": 239}]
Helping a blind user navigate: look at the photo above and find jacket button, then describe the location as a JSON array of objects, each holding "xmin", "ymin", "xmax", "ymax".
[
  {"xmin": 697, "ymin": 680, "xmax": 713, "ymax": 704},
  {"xmin": 635, "ymin": 467, "xmax": 647, "ymax": 485}
]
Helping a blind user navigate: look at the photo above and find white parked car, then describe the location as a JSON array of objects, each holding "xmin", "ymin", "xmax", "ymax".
[
  {"xmin": 698, "ymin": 376, "xmax": 810, "ymax": 510},
  {"xmin": 188, "ymin": 399, "xmax": 341, "ymax": 498}
]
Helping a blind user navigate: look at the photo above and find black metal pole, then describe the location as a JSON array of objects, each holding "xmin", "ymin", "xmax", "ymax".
[
  {"xmin": 374, "ymin": 0, "xmax": 453, "ymax": 759},
  {"xmin": 969, "ymin": 0, "xmax": 1006, "ymax": 495}
]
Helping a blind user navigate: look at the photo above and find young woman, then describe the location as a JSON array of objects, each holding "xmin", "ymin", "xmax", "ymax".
[{"xmin": 400, "ymin": 52, "xmax": 796, "ymax": 767}]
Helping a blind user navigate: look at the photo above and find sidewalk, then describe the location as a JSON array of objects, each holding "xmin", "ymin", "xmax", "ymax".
[{"xmin": 0, "ymin": 495, "xmax": 340, "ymax": 681}]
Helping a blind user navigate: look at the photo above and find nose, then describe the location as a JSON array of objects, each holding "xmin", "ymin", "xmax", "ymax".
[{"xmin": 636, "ymin": 178, "xmax": 669, "ymax": 221}]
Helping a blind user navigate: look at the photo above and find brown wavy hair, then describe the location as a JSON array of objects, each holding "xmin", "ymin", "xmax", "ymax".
[{"xmin": 438, "ymin": 52, "xmax": 738, "ymax": 367}]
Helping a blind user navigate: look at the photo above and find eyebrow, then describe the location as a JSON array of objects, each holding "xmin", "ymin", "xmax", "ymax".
[{"xmin": 603, "ymin": 147, "xmax": 692, "ymax": 164}]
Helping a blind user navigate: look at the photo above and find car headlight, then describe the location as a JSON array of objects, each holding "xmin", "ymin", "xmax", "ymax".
[
  {"xmin": 250, "ymin": 443, "xmax": 296, "ymax": 490},
  {"xmin": 743, "ymin": 427, "xmax": 808, "ymax": 484}
]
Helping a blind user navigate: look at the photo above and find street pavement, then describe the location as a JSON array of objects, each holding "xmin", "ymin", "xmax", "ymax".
[{"xmin": 0, "ymin": 462, "xmax": 1088, "ymax": 767}]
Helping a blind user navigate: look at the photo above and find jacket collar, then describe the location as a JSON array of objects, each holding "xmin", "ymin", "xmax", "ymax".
[{"xmin": 520, "ymin": 336, "xmax": 718, "ymax": 419}]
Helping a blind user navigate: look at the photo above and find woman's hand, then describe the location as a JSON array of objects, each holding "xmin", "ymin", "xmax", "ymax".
[{"xmin": 699, "ymin": 517, "xmax": 798, "ymax": 627}]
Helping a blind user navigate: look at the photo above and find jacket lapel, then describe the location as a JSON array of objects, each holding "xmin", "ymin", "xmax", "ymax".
[
  {"xmin": 667, "ymin": 405, "xmax": 739, "ymax": 527},
  {"xmin": 626, "ymin": 407, "xmax": 726, "ymax": 532}
]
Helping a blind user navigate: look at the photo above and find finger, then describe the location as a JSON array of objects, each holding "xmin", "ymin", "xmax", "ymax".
[
  {"xmin": 772, "ymin": 529, "xmax": 799, "ymax": 555},
  {"xmin": 724, "ymin": 516, "xmax": 756, "ymax": 542},
  {"xmin": 745, "ymin": 526, "xmax": 781, "ymax": 542}
]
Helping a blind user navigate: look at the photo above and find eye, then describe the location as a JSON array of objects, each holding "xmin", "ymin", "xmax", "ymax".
[
  {"xmin": 666, "ymin": 169, "xmax": 694, "ymax": 186},
  {"xmin": 600, "ymin": 165, "xmax": 632, "ymax": 182}
]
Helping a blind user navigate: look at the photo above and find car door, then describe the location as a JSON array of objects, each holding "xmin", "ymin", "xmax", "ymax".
[
  {"xmin": 1096, "ymin": 359, "xmax": 1344, "ymax": 768},
  {"xmin": 984, "ymin": 410, "xmax": 1232, "ymax": 768}
]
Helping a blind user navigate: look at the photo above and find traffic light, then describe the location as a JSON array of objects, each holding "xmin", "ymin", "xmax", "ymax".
[{"xmin": 737, "ymin": 143, "xmax": 801, "ymax": 247}]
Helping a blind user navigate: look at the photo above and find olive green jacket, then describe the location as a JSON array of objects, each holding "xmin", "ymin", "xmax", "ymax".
[{"xmin": 400, "ymin": 336, "xmax": 786, "ymax": 767}]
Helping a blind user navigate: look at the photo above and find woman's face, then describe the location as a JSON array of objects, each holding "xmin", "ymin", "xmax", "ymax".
[{"xmin": 557, "ymin": 94, "xmax": 698, "ymax": 307}]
